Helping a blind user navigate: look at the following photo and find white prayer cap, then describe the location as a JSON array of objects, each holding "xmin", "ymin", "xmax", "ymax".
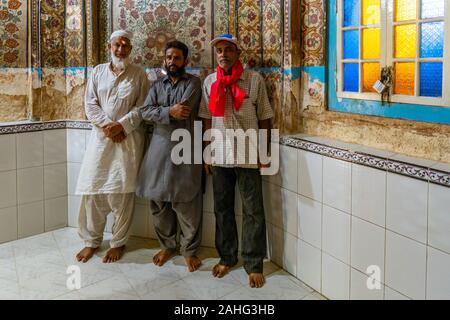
[{"xmin": 109, "ymin": 30, "xmax": 133, "ymax": 42}]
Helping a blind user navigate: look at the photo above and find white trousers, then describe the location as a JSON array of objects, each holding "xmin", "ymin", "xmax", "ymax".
[{"xmin": 78, "ymin": 193, "xmax": 135, "ymax": 248}]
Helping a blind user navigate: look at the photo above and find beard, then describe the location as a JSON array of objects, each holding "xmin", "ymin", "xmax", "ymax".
[
  {"xmin": 111, "ymin": 54, "xmax": 130, "ymax": 72},
  {"xmin": 164, "ymin": 63, "xmax": 186, "ymax": 78}
]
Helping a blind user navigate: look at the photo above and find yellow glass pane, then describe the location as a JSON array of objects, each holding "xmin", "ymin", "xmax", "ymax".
[
  {"xmin": 363, "ymin": 28, "xmax": 380, "ymax": 59},
  {"xmin": 363, "ymin": 0, "xmax": 380, "ymax": 25},
  {"xmin": 395, "ymin": 24, "xmax": 416, "ymax": 58},
  {"xmin": 395, "ymin": 0, "xmax": 417, "ymax": 21},
  {"xmin": 394, "ymin": 62, "xmax": 415, "ymax": 95},
  {"xmin": 363, "ymin": 63, "xmax": 380, "ymax": 92}
]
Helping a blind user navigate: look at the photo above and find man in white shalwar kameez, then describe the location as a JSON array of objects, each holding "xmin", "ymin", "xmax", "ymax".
[{"xmin": 75, "ymin": 30, "xmax": 150, "ymax": 263}]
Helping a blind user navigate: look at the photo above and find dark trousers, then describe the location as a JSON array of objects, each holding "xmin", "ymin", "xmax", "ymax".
[{"xmin": 212, "ymin": 166, "xmax": 267, "ymax": 274}]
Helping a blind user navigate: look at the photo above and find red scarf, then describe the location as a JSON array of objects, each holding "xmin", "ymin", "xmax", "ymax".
[{"xmin": 208, "ymin": 60, "xmax": 246, "ymax": 117}]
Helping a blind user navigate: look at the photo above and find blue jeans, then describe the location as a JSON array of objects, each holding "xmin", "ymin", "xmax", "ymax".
[{"xmin": 211, "ymin": 166, "xmax": 267, "ymax": 274}]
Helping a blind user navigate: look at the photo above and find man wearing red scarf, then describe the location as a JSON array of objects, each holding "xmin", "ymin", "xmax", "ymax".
[{"xmin": 199, "ymin": 34, "xmax": 274, "ymax": 288}]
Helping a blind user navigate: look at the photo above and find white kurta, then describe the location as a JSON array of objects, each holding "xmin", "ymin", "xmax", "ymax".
[{"xmin": 76, "ymin": 63, "xmax": 150, "ymax": 194}]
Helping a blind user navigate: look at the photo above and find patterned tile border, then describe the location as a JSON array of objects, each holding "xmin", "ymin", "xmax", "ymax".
[
  {"xmin": 65, "ymin": 121, "xmax": 92, "ymax": 130},
  {"xmin": 280, "ymin": 136, "xmax": 450, "ymax": 188},
  {"xmin": 0, "ymin": 121, "xmax": 67, "ymax": 134},
  {"xmin": 0, "ymin": 123, "xmax": 448, "ymax": 187},
  {"xmin": 0, "ymin": 120, "xmax": 90, "ymax": 134}
]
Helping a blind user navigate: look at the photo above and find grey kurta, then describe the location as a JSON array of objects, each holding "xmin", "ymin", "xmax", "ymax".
[{"xmin": 136, "ymin": 73, "xmax": 202, "ymax": 202}]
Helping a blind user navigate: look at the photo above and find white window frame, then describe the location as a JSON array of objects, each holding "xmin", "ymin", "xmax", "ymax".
[{"xmin": 336, "ymin": 0, "xmax": 450, "ymax": 107}]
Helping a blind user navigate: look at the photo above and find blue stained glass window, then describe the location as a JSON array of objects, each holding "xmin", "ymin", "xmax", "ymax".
[
  {"xmin": 344, "ymin": 63, "xmax": 359, "ymax": 92},
  {"xmin": 421, "ymin": 0, "xmax": 445, "ymax": 19},
  {"xmin": 420, "ymin": 62, "xmax": 443, "ymax": 97},
  {"xmin": 420, "ymin": 22, "xmax": 444, "ymax": 58},
  {"xmin": 344, "ymin": 0, "xmax": 360, "ymax": 27},
  {"xmin": 343, "ymin": 30, "xmax": 359, "ymax": 59}
]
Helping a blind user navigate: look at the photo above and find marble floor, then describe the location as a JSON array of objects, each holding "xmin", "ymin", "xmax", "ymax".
[{"xmin": 0, "ymin": 227, "xmax": 326, "ymax": 300}]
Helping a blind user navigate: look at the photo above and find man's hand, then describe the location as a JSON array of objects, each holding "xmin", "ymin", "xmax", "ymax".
[
  {"xmin": 258, "ymin": 161, "xmax": 271, "ymax": 169},
  {"xmin": 204, "ymin": 164, "xmax": 212, "ymax": 175},
  {"xmin": 170, "ymin": 103, "xmax": 192, "ymax": 120},
  {"xmin": 102, "ymin": 122, "xmax": 124, "ymax": 138},
  {"xmin": 111, "ymin": 132, "xmax": 126, "ymax": 143}
]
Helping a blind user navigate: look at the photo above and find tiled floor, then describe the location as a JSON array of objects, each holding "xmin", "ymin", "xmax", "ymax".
[{"xmin": 0, "ymin": 227, "xmax": 326, "ymax": 300}]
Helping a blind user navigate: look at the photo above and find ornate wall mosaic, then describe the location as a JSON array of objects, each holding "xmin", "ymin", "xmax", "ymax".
[
  {"xmin": 213, "ymin": 0, "xmax": 229, "ymax": 37},
  {"xmin": 112, "ymin": 0, "xmax": 212, "ymax": 68},
  {"xmin": 236, "ymin": 0, "xmax": 262, "ymax": 67},
  {"xmin": 66, "ymin": 0, "xmax": 85, "ymax": 67},
  {"xmin": 0, "ymin": 0, "xmax": 27, "ymax": 68},
  {"xmin": 262, "ymin": 0, "xmax": 282, "ymax": 67},
  {"xmin": 301, "ymin": 0, "xmax": 326, "ymax": 66},
  {"xmin": 41, "ymin": 0, "xmax": 66, "ymax": 67}
]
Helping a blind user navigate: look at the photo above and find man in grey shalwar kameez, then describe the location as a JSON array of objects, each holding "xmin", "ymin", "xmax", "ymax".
[{"xmin": 136, "ymin": 40, "xmax": 203, "ymax": 272}]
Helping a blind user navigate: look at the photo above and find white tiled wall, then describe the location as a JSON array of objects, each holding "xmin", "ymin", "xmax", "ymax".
[
  {"xmin": 1, "ymin": 130, "xmax": 450, "ymax": 300},
  {"xmin": 0, "ymin": 130, "xmax": 67, "ymax": 243},
  {"xmin": 263, "ymin": 144, "xmax": 450, "ymax": 300}
]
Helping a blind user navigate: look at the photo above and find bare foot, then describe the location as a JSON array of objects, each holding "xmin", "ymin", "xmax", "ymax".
[
  {"xmin": 185, "ymin": 255, "xmax": 202, "ymax": 272},
  {"xmin": 103, "ymin": 246, "xmax": 125, "ymax": 263},
  {"xmin": 212, "ymin": 264, "xmax": 231, "ymax": 278},
  {"xmin": 76, "ymin": 247, "xmax": 97, "ymax": 263},
  {"xmin": 249, "ymin": 273, "xmax": 265, "ymax": 288},
  {"xmin": 153, "ymin": 249, "xmax": 176, "ymax": 266}
]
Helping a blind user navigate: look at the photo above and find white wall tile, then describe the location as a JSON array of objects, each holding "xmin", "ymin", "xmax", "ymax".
[
  {"xmin": 16, "ymin": 131, "xmax": 43, "ymax": 169},
  {"xmin": 236, "ymin": 214, "xmax": 243, "ymax": 253},
  {"xmin": 384, "ymin": 286, "xmax": 411, "ymax": 300},
  {"xmin": 282, "ymin": 231, "xmax": 297, "ymax": 276},
  {"xmin": 385, "ymin": 231, "xmax": 426, "ymax": 300},
  {"xmin": 43, "ymin": 129, "xmax": 66, "ymax": 165},
  {"xmin": 323, "ymin": 157, "xmax": 351, "ymax": 213},
  {"xmin": 18, "ymin": 201, "xmax": 44, "ymax": 238},
  {"xmin": 0, "ymin": 134, "xmax": 16, "ymax": 171},
  {"xmin": 0, "ymin": 207, "xmax": 17, "ymax": 244},
  {"xmin": 264, "ymin": 183, "xmax": 297, "ymax": 236},
  {"xmin": 135, "ymin": 196, "xmax": 149, "ymax": 205},
  {"xmin": 267, "ymin": 223, "xmax": 282, "ymax": 267},
  {"xmin": 298, "ymin": 195, "xmax": 322, "ymax": 249},
  {"xmin": 66, "ymin": 129, "xmax": 86, "ymax": 163},
  {"xmin": 350, "ymin": 268, "xmax": 384, "ymax": 300},
  {"xmin": 44, "ymin": 197, "xmax": 68, "ymax": 231},
  {"xmin": 0, "ymin": 170, "xmax": 16, "ymax": 209},
  {"xmin": 85, "ymin": 129, "xmax": 92, "ymax": 149},
  {"xmin": 298, "ymin": 150, "xmax": 322, "ymax": 202},
  {"xmin": 201, "ymin": 212, "xmax": 215, "ymax": 248},
  {"xmin": 426, "ymin": 247, "xmax": 450, "ymax": 300},
  {"xmin": 105, "ymin": 213, "xmax": 114, "ymax": 233},
  {"xmin": 323, "ymin": 205, "xmax": 351, "ymax": 264},
  {"xmin": 68, "ymin": 195, "xmax": 81, "ymax": 228},
  {"xmin": 322, "ymin": 252, "xmax": 350, "ymax": 300},
  {"xmin": 262, "ymin": 181, "xmax": 275, "ymax": 224},
  {"xmin": 130, "ymin": 204, "xmax": 148, "ymax": 238},
  {"xmin": 352, "ymin": 164, "xmax": 386, "ymax": 227},
  {"xmin": 235, "ymin": 185, "xmax": 243, "ymax": 216},
  {"xmin": 202, "ymin": 175, "xmax": 214, "ymax": 213},
  {"xmin": 67, "ymin": 163, "xmax": 81, "ymax": 195},
  {"xmin": 269, "ymin": 145, "xmax": 298, "ymax": 193},
  {"xmin": 44, "ymin": 164, "xmax": 67, "ymax": 199},
  {"xmin": 297, "ymin": 239, "xmax": 321, "ymax": 292},
  {"xmin": 386, "ymin": 173, "xmax": 428, "ymax": 243},
  {"xmin": 351, "ymin": 216, "xmax": 385, "ymax": 278},
  {"xmin": 17, "ymin": 167, "xmax": 44, "ymax": 205},
  {"xmin": 428, "ymin": 183, "xmax": 450, "ymax": 254},
  {"xmin": 147, "ymin": 210, "xmax": 157, "ymax": 240}
]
